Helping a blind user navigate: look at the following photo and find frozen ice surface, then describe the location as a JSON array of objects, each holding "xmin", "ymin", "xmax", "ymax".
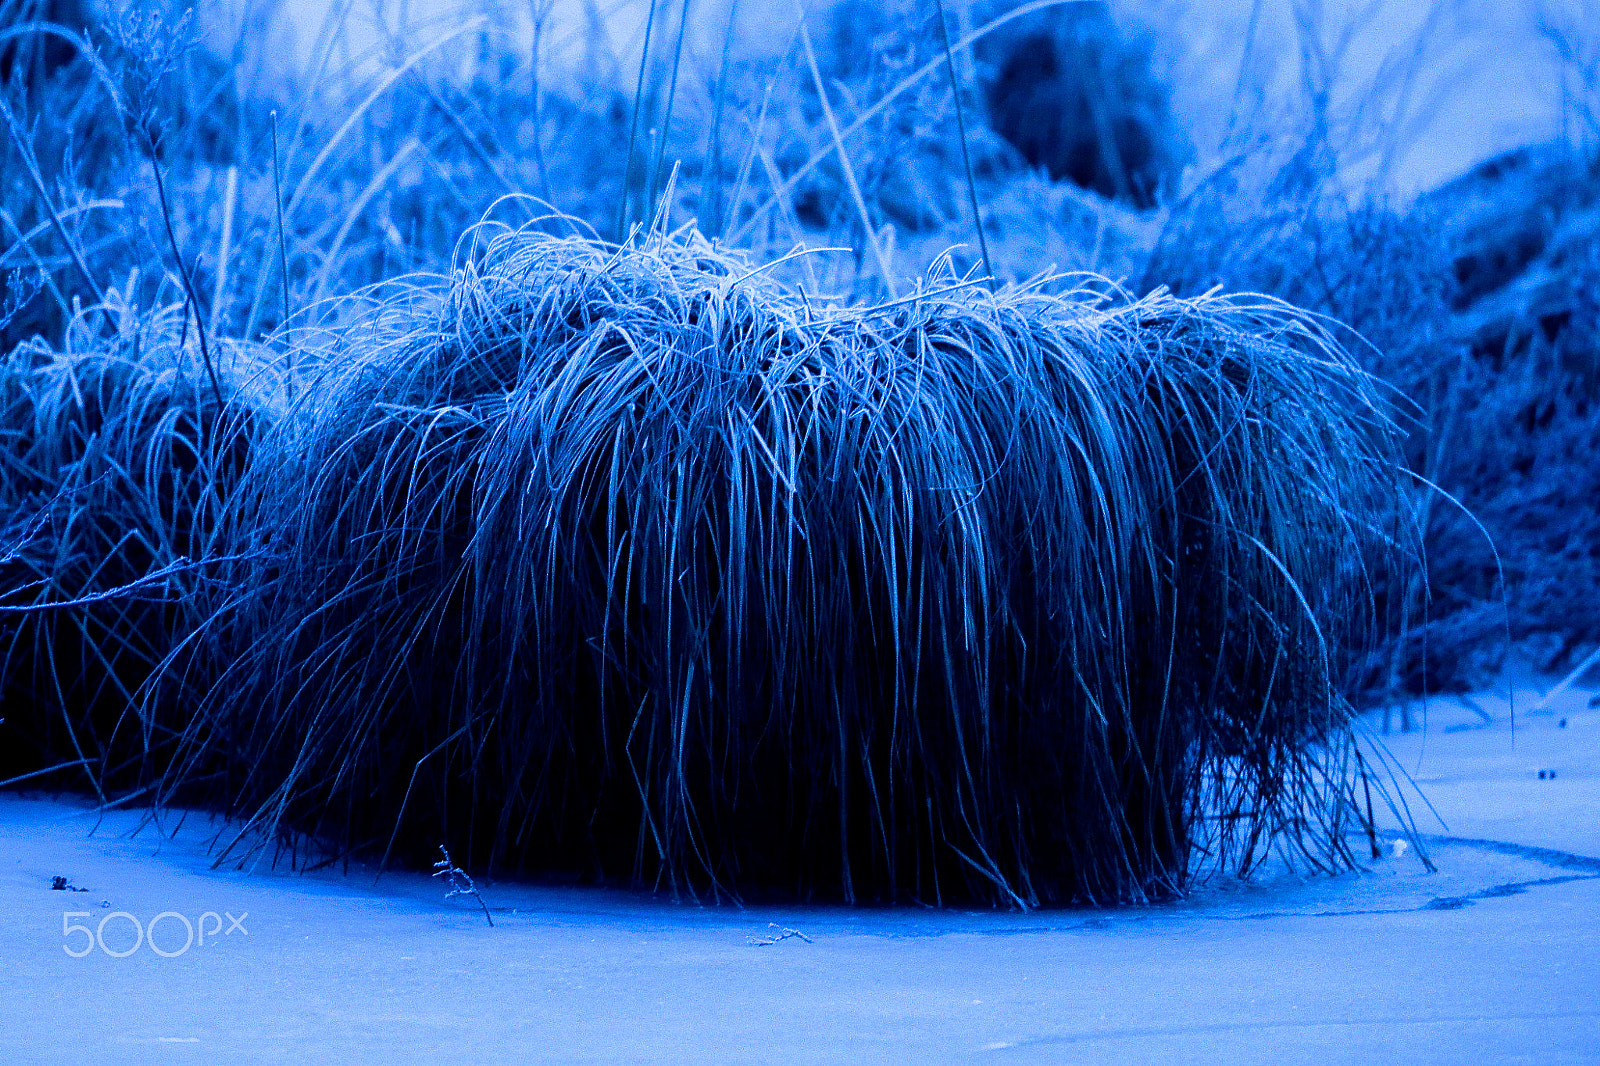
[{"xmin": 2, "ymin": 683, "xmax": 1597, "ymax": 1063}]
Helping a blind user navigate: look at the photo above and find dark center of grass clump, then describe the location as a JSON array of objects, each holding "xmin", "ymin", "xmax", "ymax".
[{"xmin": 180, "ymin": 226, "xmax": 1403, "ymax": 907}]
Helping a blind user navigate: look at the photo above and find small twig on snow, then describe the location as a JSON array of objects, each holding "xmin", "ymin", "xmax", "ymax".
[
  {"xmin": 433, "ymin": 845, "xmax": 494, "ymax": 927},
  {"xmin": 747, "ymin": 922, "xmax": 812, "ymax": 947}
]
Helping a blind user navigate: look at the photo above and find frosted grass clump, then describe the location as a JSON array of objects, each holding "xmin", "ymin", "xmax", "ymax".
[{"xmin": 180, "ymin": 224, "xmax": 1405, "ymax": 906}]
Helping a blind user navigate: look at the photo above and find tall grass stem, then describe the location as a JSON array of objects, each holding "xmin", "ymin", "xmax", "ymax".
[
  {"xmin": 800, "ymin": 23, "xmax": 896, "ymax": 297},
  {"xmin": 931, "ymin": 0, "xmax": 994, "ymax": 286}
]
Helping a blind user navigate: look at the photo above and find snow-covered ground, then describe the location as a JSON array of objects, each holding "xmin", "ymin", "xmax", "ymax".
[{"xmin": 3, "ymin": 680, "xmax": 1598, "ymax": 1063}]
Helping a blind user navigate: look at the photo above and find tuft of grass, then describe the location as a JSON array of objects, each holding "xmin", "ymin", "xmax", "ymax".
[
  {"xmin": 172, "ymin": 226, "xmax": 1405, "ymax": 906},
  {"xmin": 0, "ymin": 293, "xmax": 272, "ymax": 794}
]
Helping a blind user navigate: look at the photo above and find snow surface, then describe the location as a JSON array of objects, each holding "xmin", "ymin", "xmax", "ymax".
[{"xmin": 3, "ymin": 682, "xmax": 1599, "ymax": 1063}]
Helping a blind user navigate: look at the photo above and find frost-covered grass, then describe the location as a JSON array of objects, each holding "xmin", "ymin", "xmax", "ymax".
[
  {"xmin": 0, "ymin": 299, "xmax": 272, "ymax": 796},
  {"xmin": 1, "ymin": 0, "xmax": 1596, "ymax": 903},
  {"xmin": 118, "ymin": 224, "xmax": 1398, "ymax": 906}
]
